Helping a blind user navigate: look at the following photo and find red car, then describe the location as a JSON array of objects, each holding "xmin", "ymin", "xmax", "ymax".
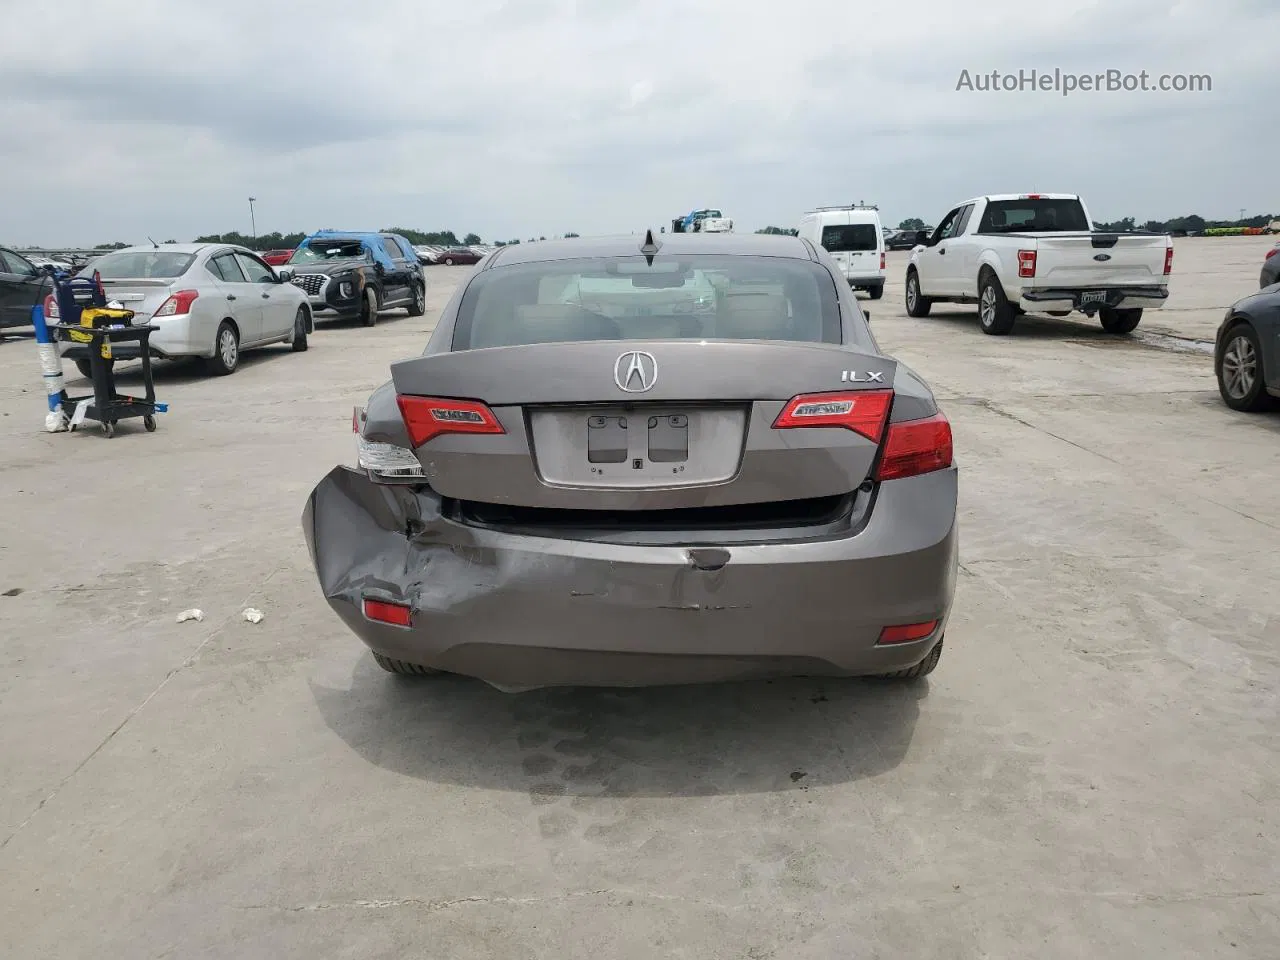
[
  {"xmin": 261, "ymin": 249, "xmax": 294, "ymax": 266},
  {"xmin": 436, "ymin": 246, "xmax": 483, "ymax": 266}
]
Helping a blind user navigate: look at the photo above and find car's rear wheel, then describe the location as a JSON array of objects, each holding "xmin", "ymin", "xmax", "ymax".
[
  {"xmin": 290, "ymin": 307, "xmax": 309, "ymax": 352},
  {"xmin": 407, "ymin": 282, "xmax": 426, "ymax": 317},
  {"xmin": 205, "ymin": 321, "xmax": 239, "ymax": 376},
  {"xmin": 1217, "ymin": 322, "xmax": 1277, "ymax": 412},
  {"xmin": 75, "ymin": 358, "xmax": 112, "ymax": 380},
  {"xmin": 868, "ymin": 283, "xmax": 884, "ymax": 300},
  {"xmin": 1099, "ymin": 306, "xmax": 1142, "ymax": 334},
  {"xmin": 905, "ymin": 269, "xmax": 931, "ymax": 317},
  {"xmin": 372, "ymin": 652, "xmax": 441, "ymax": 676},
  {"xmin": 443, "ymin": 256, "xmax": 455, "ymax": 266},
  {"xmin": 360, "ymin": 286, "xmax": 379, "ymax": 327},
  {"xmin": 978, "ymin": 270, "xmax": 1016, "ymax": 335},
  {"xmin": 878, "ymin": 639, "xmax": 943, "ymax": 680}
]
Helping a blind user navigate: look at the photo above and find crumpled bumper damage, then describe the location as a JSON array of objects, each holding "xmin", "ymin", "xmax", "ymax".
[{"xmin": 302, "ymin": 466, "xmax": 958, "ymax": 690}]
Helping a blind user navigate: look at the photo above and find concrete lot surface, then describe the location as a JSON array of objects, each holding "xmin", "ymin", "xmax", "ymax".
[{"xmin": 0, "ymin": 237, "xmax": 1277, "ymax": 958}]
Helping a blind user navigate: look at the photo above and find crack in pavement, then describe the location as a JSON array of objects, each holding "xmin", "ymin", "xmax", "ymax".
[
  {"xmin": 233, "ymin": 888, "xmax": 780, "ymax": 914},
  {"xmin": 0, "ymin": 567, "xmax": 286, "ymax": 853}
]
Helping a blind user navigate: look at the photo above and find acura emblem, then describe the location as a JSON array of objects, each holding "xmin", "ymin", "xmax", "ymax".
[
  {"xmin": 1093, "ymin": 253, "xmax": 1112, "ymax": 261},
  {"xmin": 614, "ymin": 351, "xmax": 657, "ymax": 392}
]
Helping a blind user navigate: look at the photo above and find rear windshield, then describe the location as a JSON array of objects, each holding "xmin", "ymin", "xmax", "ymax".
[
  {"xmin": 288, "ymin": 240, "xmax": 367, "ymax": 263},
  {"xmin": 453, "ymin": 255, "xmax": 842, "ymax": 349},
  {"xmin": 820, "ymin": 224, "xmax": 879, "ymax": 252},
  {"xmin": 979, "ymin": 199, "xmax": 1090, "ymax": 233},
  {"xmin": 83, "ymin": 251, "xmax": 194, "ymax": 279}
]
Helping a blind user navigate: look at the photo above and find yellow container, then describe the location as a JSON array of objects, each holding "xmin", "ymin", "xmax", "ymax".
[{"xmin": 70, "ymin": 307, "xmax": 135, "ymax": 359}]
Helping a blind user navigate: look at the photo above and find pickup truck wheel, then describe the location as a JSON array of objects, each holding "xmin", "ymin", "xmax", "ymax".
[
  {"xmin": 978, "ymin": 271, "xmax": 1016, "ymax": 335},
  {"xmin": 1216, "ymin": 323, "xmax": 1278, "ymax": 412},
  {"xmin": 360, "ymin": 287, "xmax": 379, "ymax": 327},
  {"xmin": 905, "ymin": 270, "xmax": 931, "ymax": 317},
  {"xmin": 407, "ymin": 282, "xmax": 426, "ymax": 317},
  {"xmin": 867, "ymin": 283, "xmax": 884, "ymax": 300},
  {"xmin": 1099, "ymin": 306, "xmax": 1142, "ymax": 334}
]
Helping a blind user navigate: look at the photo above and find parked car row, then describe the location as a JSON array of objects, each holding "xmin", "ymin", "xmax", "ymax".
[{"xmin": 413, "ymin": 244, "xmax": 492, "ymax": 266}]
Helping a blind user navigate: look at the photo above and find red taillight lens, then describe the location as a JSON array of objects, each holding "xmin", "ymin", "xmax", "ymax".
[
  {"xmin": 43, "ymin": 294, "xmax": 59, "ymax": 319},
  {"xmin": 1017, "ymin": 249, "xmax": 1037, "ymax": 278},
  {"xmin": 1164, "ymin": 245, "xmax": 1174, "ymax": 275},
  {"xmin": 772, "ymin": 389, "xmax": 892, "ymax": 442},
  {"xmin": 1265, "ymin": 247, "xmax": 1279, "ymax": 260},
  {"xmin": 154, "ymin": 289, "xmax": 199, "ymax": 317},
  {"xmin": 363, "ymin": 597, "xmax": 412, "ymax": 627},
  {"xmin": 396, "ymin": 395, "xmax": 505, "ymax": 448},
  {"xmin": 879, "ymin": 252, "xmax": 886, "ymax": 270},
  {"xmin": 877, "ymin": 620, "xmax": 939, "ymax": 645},
  {"xmin": 874, "ymin": 411, "xmax": 952, "ymax": 482}
]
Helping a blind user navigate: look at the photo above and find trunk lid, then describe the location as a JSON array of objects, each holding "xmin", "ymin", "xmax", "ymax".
[
  {"xmin": 1027, "ymin": 233, "xmax": 1170, "ymax": 287},
  {"xmin": 97, "ymin": 278, "xmax": 176, "ymax": 322},
  {"xmin": 389, "ymin": 340, "xmax": 898, "ymax": 511}
]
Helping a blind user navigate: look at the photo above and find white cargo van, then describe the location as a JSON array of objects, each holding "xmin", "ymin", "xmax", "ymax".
[{"xmin": 798, "ymin": 204, "xmax": 886, "ymax": 299}]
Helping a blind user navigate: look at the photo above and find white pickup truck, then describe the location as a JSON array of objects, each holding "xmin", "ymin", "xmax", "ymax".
[{"xmin": 905, "ymin": 193, "xmax": 1173, "ymax": 335}]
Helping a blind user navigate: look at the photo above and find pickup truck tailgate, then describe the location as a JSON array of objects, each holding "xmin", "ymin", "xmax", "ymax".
[{"xmin": 1031, "ymin": 233, "xmax": 1169, "ymax": 287}]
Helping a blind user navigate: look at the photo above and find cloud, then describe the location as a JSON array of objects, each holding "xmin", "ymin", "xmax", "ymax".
[{"xmin": 0, "ymin": 0, "xmax": 1271, "ymax": 246}]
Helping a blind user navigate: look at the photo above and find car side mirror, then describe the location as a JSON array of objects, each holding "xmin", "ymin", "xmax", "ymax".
[{"xmin": 276, "ymin": 268, "xmax": 293, "ymax": 282}]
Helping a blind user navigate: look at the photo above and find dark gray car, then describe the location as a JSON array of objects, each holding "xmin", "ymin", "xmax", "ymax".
[
  {"xmin": 1216, "ymin": 281, "xmax": 1280, "ymax": 412},
  {"xmin": 1261, "ymin": 243, "xmax": 1280, "ymax": 288},
  {"xmin": 302, "ymin": 232, "xmax": 958, "ymax": 690}
]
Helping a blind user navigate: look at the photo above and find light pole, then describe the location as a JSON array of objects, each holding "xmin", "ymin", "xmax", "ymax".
[
  {"xmin": 1239, "ymin": 207, "xmax": 1246, "ymax": 224},
  {"xmin": 248, "ymin": 197, "xmax": 257, "ymax": 240}
]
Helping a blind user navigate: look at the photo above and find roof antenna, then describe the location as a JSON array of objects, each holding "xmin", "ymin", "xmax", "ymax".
[
  {"xmin": 639, "ymin": 227, "xmax": 661, "ymax": 266},
  {"xmin": 147, "ymin": 236, "xmax": 158, "ymax": 249}
]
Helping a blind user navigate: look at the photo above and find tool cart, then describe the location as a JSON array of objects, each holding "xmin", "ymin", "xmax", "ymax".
[{"xmin": 51, "ymin": 273, "xmax": 166, "ymax": 438}]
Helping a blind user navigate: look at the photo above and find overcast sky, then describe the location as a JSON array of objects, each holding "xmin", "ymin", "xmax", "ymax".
[{"xmin": 0, "ymin": 0, "xmax": 1272, "ymax": 247}]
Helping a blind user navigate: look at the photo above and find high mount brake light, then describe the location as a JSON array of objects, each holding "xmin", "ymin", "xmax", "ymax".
[
  {"xmin": 396, "ymin": 395, "xmax": 505, "ymax": 448},
  {"xmin": 874, "ymin": 412, "xmax": 953, "ymax": 482},
  {"xmin": 772, "ymin": 389, "xmax": 892, "ymax": 442}
]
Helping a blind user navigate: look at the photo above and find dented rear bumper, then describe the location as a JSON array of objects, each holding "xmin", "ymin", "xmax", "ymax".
[{"xmin": 302, "ymin": 466, "xmax": 958, "ymax": 689}]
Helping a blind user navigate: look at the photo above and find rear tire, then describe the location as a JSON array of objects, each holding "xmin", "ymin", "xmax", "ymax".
[
  {"xmin": 905, "ymin": 269, "xmax": 931, "ymax": 317},
  {"xmin": 204, "ymin": 321, "xmax": 239, "ymax": 376},
  {"xmin": 868, "ymin": 283, "xmax": 884, "ymax": 300},
  {"xmin": 74, "ymin": 358, "xmax": 103, "ymax": 379},
  {"xmin": 1099, "ymin": 306, "xmax": 1142, "ymax": 334},
  {"xmin": 290, "ymin": 307, "xmax": 309, "ymax": 351},
  {"xmin": 978, "ymin": 270, "xmax": 1016, "ymax": 335},
  {"xmin": 372, "ymin": 652, "xmax": 441, "ymax": 676},
  {"xmin": 879, "ymin": 639, "xmax": 943, "ymax": 680},
  {"xmin": 360, "ymin": 286, "xmax": 379, "ymax": 327},
  {"xmin": 407, "ymin": 282, "xmax": 426, "ymax": 317}
]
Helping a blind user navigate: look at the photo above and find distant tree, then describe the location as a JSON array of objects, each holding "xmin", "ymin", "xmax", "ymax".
[
  {"xmin": 755, "ymin": 226, "xmax": 798, "ymax": 236},
  {"xmin": 193, "ymin": 230, "xmax": 305, "ymax": 251},
  {"xmin": 1094, "ymin": 217, "xmax": 1137, "ymax": 232},
  {"xmin": 463, "ymin": 233, "xmax": 482, "ymax": 245},
  {"xmin": 563, "ymin": 232, "xmax": 580, "ymax": 238},
  {"xmin": 383, "ymin": 227, "xmax": 460, "ymax": 247},
  {"xmin": 897, "ymin": 218, "xmax": 926, "ymax": 231},
  {"xmin": 538, "ymin": 236, "xmax": 546, "ymax": 241},
  {"xmin": 94, "ymin": 241, "xmax": 129, "ymax": 250}
]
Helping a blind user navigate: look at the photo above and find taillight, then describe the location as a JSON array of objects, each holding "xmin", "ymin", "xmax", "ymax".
[
  {"xmin": 1017, "ymin": 249, "xmax": 1037, "ymax": 278},
  {"xmin": 43, "ymin": 294, "xmax": 59, "ymax": 319},
  {"xmin": 878, "ymin": 620, "xmax": 939, "ymax": 645},
  {"xmin": 396, "ymin": 395, "xmax": 505, "ymax": 448},
  {"xmin": 362, "ymin": 597, "xmax": 412, "ymax": 627},
  {"xmin": 772, "ymin": 389, "xmax": 892, "ymax": 442},
  {"xmin": 1164, "ymin": 244, "xmax": 1174, "ymax": 274},
  {"xmin": 1265, "ymin": 247, "xmax": 1279, "ymax": 261},
  {"xmin": 879, "ymin": 251, "xmax": 886, "ymax": 270},
  {"xmin": 154, "ymin": 289, "xmax": 199, "ymax": 317},
  {"xmin": 874, "ymin": 412, "xmax": 952, "ymax": 482}
]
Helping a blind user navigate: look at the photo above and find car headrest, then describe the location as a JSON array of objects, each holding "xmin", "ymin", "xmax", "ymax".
[{"xmin": 714, "ymin": 290, "xmax": 791, "ymax": 340}]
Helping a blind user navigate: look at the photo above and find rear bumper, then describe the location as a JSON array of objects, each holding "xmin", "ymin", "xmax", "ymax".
[
  {"xmin": 847, "ymin": 276, "xmax": 885, "ymax": 288},
  {"xmin": 57, "ymin": 314, "xmax": 212, "ymax": 359},
  {"xmin": 301, "ymin": 466, "xmax": 959, "ymax": 690},
  {"xmin": 1019, "ymin": 285, "xmax": 1169, "ymax": 313}
]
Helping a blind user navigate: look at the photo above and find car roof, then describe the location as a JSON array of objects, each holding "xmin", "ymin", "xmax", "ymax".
[
  {"xmin": 107, "ymin": 243, "xmax": 208, "ymax": 254},
  {"xmin": 488, "ymin": 232, "xmax": 814, "ymax": 267},
  {"xmin": 961, "ymin": 193, "xmax": 1079, "ymax": 205}
]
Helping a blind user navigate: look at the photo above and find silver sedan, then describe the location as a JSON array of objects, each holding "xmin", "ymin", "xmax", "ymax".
[{"xmin": 50, "ymin": 243, "xmax": 313, "ymax": 377}]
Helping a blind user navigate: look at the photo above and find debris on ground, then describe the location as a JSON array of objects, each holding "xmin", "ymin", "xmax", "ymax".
[
  {"xmin": 176, "ymin": 609, "xmax": 204, "ymax": 623},
  {"xmin": 242, "ymin": 607, "xmax": 265, "ymax": 624}
]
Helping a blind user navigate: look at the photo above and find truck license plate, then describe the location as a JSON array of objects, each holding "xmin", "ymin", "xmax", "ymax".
[{"xmin": 1080, "ymin": 290, "xmax": 1107, "ymax": 304}]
